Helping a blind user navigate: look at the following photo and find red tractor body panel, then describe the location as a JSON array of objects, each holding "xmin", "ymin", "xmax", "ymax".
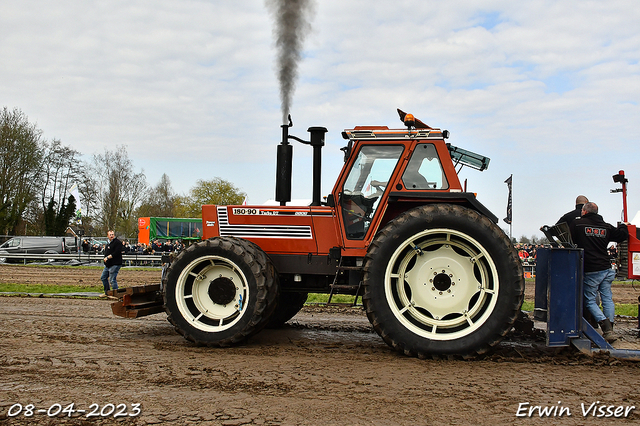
[{"xmin": 202, "ymin": 204, "xmax": 341, "ymax": 255}]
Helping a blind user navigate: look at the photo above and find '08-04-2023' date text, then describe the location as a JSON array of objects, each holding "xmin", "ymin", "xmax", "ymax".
[{"xmin": 7, "ymin": 402, "xmax": 141, "ymax": 419}]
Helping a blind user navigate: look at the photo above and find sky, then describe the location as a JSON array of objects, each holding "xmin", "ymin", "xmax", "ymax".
[{"xmin": 1, "ymin": 0, "xmax": 639, "ymax": 240}]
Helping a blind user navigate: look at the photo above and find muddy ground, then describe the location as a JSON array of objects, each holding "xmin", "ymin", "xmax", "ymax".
[{"xmin": 1, "ymin": 264, "xmax": 640, "ymax": 425}]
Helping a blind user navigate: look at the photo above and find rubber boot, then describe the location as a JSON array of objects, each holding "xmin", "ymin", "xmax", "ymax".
[{"xmin": 598, "ymin": 318, "xmax": 617, "ymax": 343}]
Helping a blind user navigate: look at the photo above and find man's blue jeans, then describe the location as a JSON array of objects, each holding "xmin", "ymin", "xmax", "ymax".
[
  {"xmin": 583, "ymin": 268, "xmax": 616, "ymax": 323},
  {"xmin": 101, "ymin": 265, "xmax": 121, "ymax": 293}
]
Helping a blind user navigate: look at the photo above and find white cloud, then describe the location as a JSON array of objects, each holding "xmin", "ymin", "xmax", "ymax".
[{"xmin": 0, "ymin": 0, "xmax": 638, "ymax": 239}]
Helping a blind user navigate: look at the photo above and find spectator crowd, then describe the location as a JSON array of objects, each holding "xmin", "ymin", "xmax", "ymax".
[
  {"xmin": 81, "ymin": 239, "xmax": 187, "ymax": 255},
  {"xmin": 515, "ymin": 243, "xmax": 542, "ymax": 263},
  {"xmin": 514, "ymin": 242, "xmax": 620, "ymax": 267}
]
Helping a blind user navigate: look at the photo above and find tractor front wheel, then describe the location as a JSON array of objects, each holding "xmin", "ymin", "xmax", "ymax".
[{"xmin": 163, "ymin": 237, "xmax": 278, "ymax": 346}]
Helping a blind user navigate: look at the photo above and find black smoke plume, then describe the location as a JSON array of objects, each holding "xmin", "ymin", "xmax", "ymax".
[{"xmin": 266, "ymin": 0, "xmax": 315, "ymax": 124}]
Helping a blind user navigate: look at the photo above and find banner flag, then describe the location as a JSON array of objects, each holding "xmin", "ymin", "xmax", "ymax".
[{"xmin": 504, "ymin": 175, "xmax": 512, "ymax": 225}]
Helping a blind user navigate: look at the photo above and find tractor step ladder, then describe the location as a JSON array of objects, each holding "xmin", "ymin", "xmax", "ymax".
[
  {"xmin": 327, "ymin": 259, "xmax": 362, "ymax": 306},
  {"xmin": 536, "ymin": 247, "xmax": 640, "ymax": 361}
]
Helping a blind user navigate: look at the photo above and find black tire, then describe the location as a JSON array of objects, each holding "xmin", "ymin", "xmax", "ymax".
[
  {"xmin": 44, "ymin": 250, "xmax": 58, "ymax": 263},
  {"xmin": 362, "ymin": 204, "xmax": 524, "ymax": 358},
  {"xmin": 266, "ymin": 292, "xmax": 308, "ymax": 328},
  {"xmin": 163, "ymin": 236, "xmax": 278, "ymax": 346}
]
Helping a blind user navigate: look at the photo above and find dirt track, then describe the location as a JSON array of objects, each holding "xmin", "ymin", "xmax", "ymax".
[
  {"xmin": 1, "ymin": 265, "xmax": 640, "ymax": 425},
  {"xmin": 0, "ymin": 264, "xmax": 161, "ymax": 288}
]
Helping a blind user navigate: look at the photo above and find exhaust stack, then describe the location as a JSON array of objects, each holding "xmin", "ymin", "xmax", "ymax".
[
  {"xmin": 275, "ymin": 117, "xmax": 293, "ymax": 206},
  {"xmin": 275, "ymin": 116, "xmax": 327, "ymax": 206}
]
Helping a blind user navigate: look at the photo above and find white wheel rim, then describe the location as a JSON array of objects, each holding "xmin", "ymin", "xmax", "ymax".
[
  {"xmin": 384, "ymin": 228, "xmax": 499, "ymax": 341},
  {"xmin": 175, "ymin": 255, "xmax": 249, "ymax": 332}
]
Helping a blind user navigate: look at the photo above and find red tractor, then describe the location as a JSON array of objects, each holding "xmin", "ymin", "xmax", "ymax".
[{"xmin": 114, "ymin": 110, "xmax": 525, "ymax": 358}]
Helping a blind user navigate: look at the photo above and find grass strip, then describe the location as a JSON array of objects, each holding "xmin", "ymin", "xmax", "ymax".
[
  {"xmin": 306, "ymin": 293, "xmax": 358, "ymax": 305},
  {"xmin": 521, "ymin": 301, "xmax": 636, "ymax": 316},
  {"xmin": 0, "ymin": 283, "xmax": 102, "ymax": 294}
]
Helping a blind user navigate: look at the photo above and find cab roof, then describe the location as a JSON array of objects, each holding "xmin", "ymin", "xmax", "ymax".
[{"xmin": 341, "ymin": 127, "xmax": 447, "ymax": 141}]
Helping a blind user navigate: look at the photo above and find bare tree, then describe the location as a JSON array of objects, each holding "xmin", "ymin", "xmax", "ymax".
[
  {"xmin": 40, "ymin": 140, "xmax": 82, "ymax": 208},
  {"xmin": 0, "ymin": 107, "xmax": 45, "ymax": 234},
  {"xmin": 92, "ymin": 146, "xmax": 147, "ymax": 237},
  {"xmin": 77, "ymin": 174, "xmax": 101, "ymax": 235},
  {"xmin": 25, "ymin": 139, "xmax": 86, "ymax": 235},
  {"xmin": 117, "ymin": 169, "xmax": 148, "ymax": 237},
  {"xmin": 137, "ymin": 173, "xmax": 177, "ymax": 218}
]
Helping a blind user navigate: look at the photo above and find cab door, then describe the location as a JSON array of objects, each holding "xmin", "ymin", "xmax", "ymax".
[{"xmin": 334, "ymin": 143, "xmax": 406, "ymax": 251}]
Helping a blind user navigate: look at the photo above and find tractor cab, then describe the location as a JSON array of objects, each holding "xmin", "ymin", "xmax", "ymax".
[{"xmin": 330, "ymin": 113, "xmax": 494, "ymax": 254}]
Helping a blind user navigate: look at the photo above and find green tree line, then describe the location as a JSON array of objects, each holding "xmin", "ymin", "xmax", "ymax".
[{"xmin": 0, "ymin": 107, "xmax": 246, "ymax": 238}]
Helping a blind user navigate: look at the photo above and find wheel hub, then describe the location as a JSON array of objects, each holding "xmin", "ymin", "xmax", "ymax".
[
  {"xmin": 404, "ymin": 245, "xmax": 479, "ymax": 318},
  {"xmin": 432, "ymin": 272, "xmax": 452, "ymax": 291},
  {"xmin": 208, "ymin": 276, "xmax": 236, "ymax": 305}
]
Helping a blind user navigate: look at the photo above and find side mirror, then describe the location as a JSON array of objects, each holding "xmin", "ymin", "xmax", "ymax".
[
  {"xmin": 340, "ymin": 141, "xmax": 353, "ymax": 163},
  {"xmin": 326, "ymin": 194, "xmax": 335, "ymax": 207}
]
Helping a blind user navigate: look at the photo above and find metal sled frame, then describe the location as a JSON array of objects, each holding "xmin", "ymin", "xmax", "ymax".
[{"xmin": 537, "ymin": 247, "xmax": 640, "ymax": 361}]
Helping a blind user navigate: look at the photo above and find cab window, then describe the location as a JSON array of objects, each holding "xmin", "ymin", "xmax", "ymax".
[
  {"xmin": 402, "ymin": 143, "xmax": 448, "ymax": 190},
  {"xmin": 341, "ymin": 145, "xmax": 404, "ymax": 239}
]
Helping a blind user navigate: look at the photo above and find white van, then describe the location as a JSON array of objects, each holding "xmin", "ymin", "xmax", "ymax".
[{"xmin": 0, "ymin": 236, "xmax": 77, "ymax": 263}]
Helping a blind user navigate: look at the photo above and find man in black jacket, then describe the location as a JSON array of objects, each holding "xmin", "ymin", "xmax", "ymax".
[
  {"xmin": 555, "ymin": 195, "xmax": 598, "ymax": 326},
  {"xmin": 557, "ymin": 195, "xmax": 589, "ymax": 226},
  {"xmin": 100, "ymin": 230, "xmax": 123, "ymax": 297},
  {"xmin": 570, "ymin": 202, "xmax": 628, "ymax": 342}
]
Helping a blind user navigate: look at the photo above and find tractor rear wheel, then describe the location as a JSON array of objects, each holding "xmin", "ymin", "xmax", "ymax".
[
  {"xmin": 362, "ymin": 204, "xmax": 524, "ymax": 358},
  {"xmin": 163, "ymin": 236, "xmax": 278, "ymax": 346},
  {"xmin": 267, "ymin": 292, "xmax": 308, "ymax": 328}
]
